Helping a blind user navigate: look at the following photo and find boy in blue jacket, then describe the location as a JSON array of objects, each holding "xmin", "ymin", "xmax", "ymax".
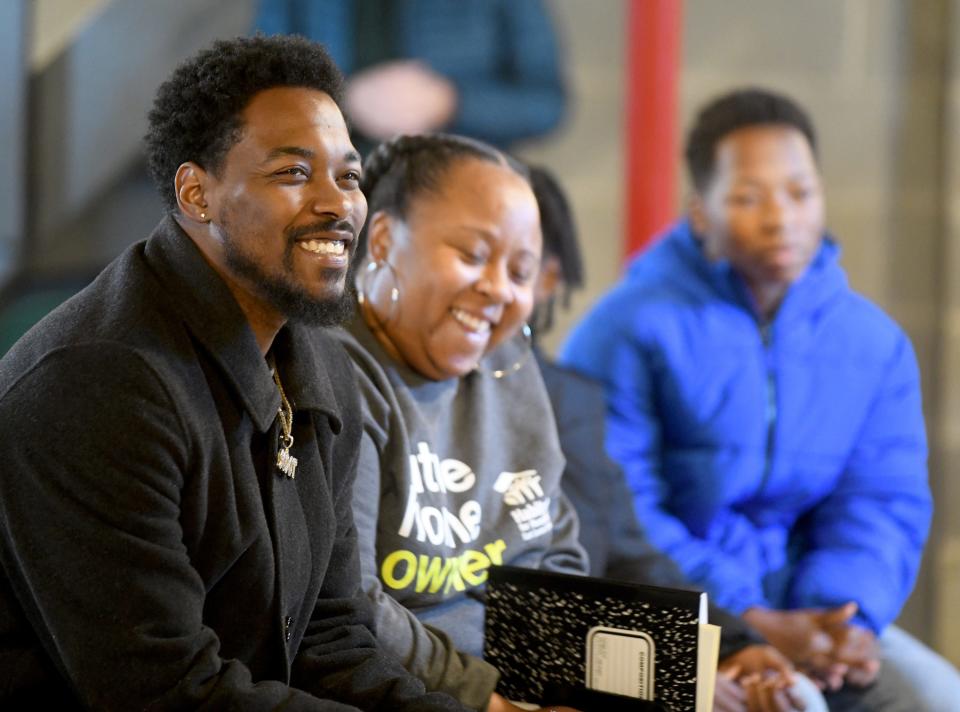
[{"xmin": 561, "ymin": 88, "xmax": 959, "ymax": 710}]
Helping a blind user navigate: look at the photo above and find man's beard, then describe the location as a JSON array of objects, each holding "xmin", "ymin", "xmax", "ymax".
[{"xmin": 220, "ymin": 219, "xmax": 358, "ymax": 328}]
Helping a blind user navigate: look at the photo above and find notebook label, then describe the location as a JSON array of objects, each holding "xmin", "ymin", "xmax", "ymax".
[{"xmin": 585, "ymin": 626, "xmax": 655, "ymax": 700}]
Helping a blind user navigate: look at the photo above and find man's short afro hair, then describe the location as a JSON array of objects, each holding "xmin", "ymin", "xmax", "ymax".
[
  {"xmin": 145, "ymin": 34, "xmax": 344, "ymax": 211},
  {"xmin": 684, "ymin": 87, "xmax": 817, "ymax": 193}
]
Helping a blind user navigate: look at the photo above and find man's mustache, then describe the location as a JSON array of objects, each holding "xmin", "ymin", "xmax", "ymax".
[{"xmin": 286, "ymin": 219, "xmax": 357, "ymax": 242}]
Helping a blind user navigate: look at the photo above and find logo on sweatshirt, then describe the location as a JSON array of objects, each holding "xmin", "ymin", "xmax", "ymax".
[{"xmin": 493, "ymin": 470, "xmax": 553, "ymax": 540}]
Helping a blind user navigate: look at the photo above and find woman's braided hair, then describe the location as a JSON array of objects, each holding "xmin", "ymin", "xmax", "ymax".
[
  {"xmin": 357, "ymin": 133, "xmax": 530, "ymax": 258},
  {"xmin": 528, "ymin": 164, "xmax": 583, "ymax": 336}
]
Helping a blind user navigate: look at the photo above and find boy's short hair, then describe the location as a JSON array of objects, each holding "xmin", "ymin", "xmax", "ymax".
[{"xmin": 685, "ymin": 88, "xmax": 817, "ymax": 192}]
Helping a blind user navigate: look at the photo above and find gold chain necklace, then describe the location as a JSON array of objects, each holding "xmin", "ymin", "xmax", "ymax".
[{"xmin": 272, "ymin": 369, "xmax": 298, "ymax": 479}]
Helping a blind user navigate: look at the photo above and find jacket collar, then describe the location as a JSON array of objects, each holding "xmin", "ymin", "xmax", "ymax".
[
  {"xmin": 143, "ymin": 215, "xmax": 343, "ymax": 434},
  {"xmin": 647, "ymin": 218, "xmax": 847, "ymax": 324}
]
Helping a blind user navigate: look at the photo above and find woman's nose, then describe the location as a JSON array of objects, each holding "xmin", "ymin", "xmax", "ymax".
[{"xmin": 475, "ymin": 263, "xmax": 514, "ymax": 303}]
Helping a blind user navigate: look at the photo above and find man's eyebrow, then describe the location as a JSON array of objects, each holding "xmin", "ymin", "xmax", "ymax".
[
  {"xmin": 262, "ymin": 147, "xmax": 362, "ymax": 165},
  {"xmin": 264, "ymin": 146, "xmax": 315, "ymax": 162}
]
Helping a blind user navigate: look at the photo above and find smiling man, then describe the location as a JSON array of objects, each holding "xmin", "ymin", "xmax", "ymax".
[{"xmin": 0, "ymin": 35, "xmax": 465, "ymax": 711}]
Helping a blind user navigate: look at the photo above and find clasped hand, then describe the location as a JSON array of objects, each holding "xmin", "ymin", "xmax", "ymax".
[
  {"xmin": 743, "ymin": 602, "xmax": 881, "ymax": 692},
  {"xmin": 716, "ymin": 644, "xmax": 805, "ymax": 712}
]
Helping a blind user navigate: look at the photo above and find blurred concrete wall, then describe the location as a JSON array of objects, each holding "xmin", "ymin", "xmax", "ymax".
[
  {"xmin": 31, "ymin": 0, "xmax": 109, "ymax": 70},
  {"xmin": 521, "ymin": 0, "xmax": 627, "ymax": 354},
  {"xmin": 935, "ymin": 0, "xmax": 960, "ymax": 668},
  {"xmin": 23, "ymin": 0, "xmax": 254, "ymax": 276}
]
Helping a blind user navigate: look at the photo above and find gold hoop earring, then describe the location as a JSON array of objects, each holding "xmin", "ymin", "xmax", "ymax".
[
  {"xmin": 476, "ymin": 323, "xmax": 533, "ymax": 379},
  {"xmin": 356, "ymin": 260, "xmax": 400, "ymax": 322}
]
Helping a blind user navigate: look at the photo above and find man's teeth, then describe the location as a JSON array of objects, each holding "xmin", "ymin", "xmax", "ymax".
[
  {"xmin": 299, "ymin": 240, "xmax": 345, "ymax": 255},
  {"xmin": 451, "ymin": 308, "xmax": 491, "ymax": 333}
]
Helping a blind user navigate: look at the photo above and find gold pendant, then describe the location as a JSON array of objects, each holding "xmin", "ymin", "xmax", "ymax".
[
  {"xmin": 277, "ymin": 446, "xmax": 298, "ymax": 478},
  {"xmin": 277, "ymin": 436, "xmax": 297, "ymax": 480}
]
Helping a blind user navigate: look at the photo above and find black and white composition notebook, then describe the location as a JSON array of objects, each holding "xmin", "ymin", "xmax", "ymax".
[{"xmin": 483, "ymin": 565, "xmax": 721, "ymax": 712}]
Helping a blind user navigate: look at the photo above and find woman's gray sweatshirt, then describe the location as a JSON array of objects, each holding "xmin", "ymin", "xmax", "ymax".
[{"xmin": 335, "ymin": 319, "xmax": 588, "ymax": 710}]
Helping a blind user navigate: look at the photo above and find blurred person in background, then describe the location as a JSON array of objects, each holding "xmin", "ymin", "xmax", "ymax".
[
  {"xmin": 529, "ymin": 163, "xmax": 826, "ymax": 712},
  {"xmin": 0, "ymin": 35, "xmax": 467, "ymax": 712},
  {"xmin": 253, "ymin": 0, "xmax": 566, "ymax": 156},
  {"xmin": 561, "ymin": 87, "xmax": 959, "ymax": 711},
  {"xmin": 335, "ymin": 133, "xmax": 585, "ymax": 712}
]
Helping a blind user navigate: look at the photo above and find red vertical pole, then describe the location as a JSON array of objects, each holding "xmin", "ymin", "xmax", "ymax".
[{"xmin": 624, "ymin": 0, "xmax": 683, "ymax": 260}]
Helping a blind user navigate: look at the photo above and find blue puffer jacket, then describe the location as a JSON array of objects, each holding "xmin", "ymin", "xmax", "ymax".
[{"xmin": 560, "ymin": 219, "xmax": 932, "ymax": 633}]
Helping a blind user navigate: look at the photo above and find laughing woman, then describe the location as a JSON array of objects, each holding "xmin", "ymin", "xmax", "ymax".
[{"xmin": 334, "ymin": 134, "xmax": 587, "ymax": 712}]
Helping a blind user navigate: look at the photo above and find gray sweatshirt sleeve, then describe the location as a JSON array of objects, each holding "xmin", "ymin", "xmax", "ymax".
[
  {"xmin": 352, "ymin": 430, "xmax": 501, "ymax": 711},
  {"xmin": 540, "ymin": 489, "xmax": 590, "ymax": 576}
]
